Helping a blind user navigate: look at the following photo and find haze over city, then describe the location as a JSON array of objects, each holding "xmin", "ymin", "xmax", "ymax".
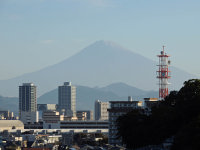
[
  {"xmin": 1, "ymin": 0, "xmax": 200, "ymax": 81},
  {"xmin": 1, "ymin": 1, "xmax": 200, "ymax": 150}
]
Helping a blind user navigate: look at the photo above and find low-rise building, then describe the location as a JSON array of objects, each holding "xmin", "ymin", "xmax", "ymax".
[
  {"xmin": 37, "ymin": 104, "xmax": 57, "ymax": 120},
  {"xmin": 77, "ymin": 110, "xmax": 93, "ymax": 120},
  {"xmin": 108, "ymin": 97, "xmax": 142, "ymax": 146},
  {"xmin": 144, "ymin": 98, "xmax": 159, "ymax": 115},
  {"xmin": 0, "ymin": 120, "xmax": 24, "ymax": 131},
  {"xmin": 24, "ymin": 122, "xmax": 43, "ymax": 129},
  {"xmin": 76, "ymin": 111, "xmax": 87, "ymax": 120},
  {"xmin": 20, "ymin": 111, "xmax": 39, "ymax": 124},
  {"xmin": 64, "ymin": 116, "xmax": 78, "ymax": 121},
  {"xmin": 144, "ymin": 98, "xmax": 159, "ymax": 109},
  {"xmin": 43, "ymin": 110, "xmax": 64, "ymax": 129},
  {"xmin": 60, "ymin": 120, "xmax": 108, "ymax": 129}
]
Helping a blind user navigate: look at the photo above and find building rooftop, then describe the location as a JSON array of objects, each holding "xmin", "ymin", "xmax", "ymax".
[
  {"xmin": 22, "ymin": 83, "xmax": 35, "ymax": 86},
  {"xmin": 144, "ymin": 98, "xmax": 158, "ymax": 101},
  {"xmin": 64, "ymin": 82, "xmax": 71, "ymax": 86},
  {"xmin": 109, "ymin": 101, "xmax": 140, "ymax": 103},
  {"xmin": 0, "ymin": 120, "xmax": 24, "ymax": 127}
]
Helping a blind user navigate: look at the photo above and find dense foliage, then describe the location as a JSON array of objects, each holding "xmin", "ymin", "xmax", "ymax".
[{"xmin": 117, "ymin": 79, "xmax": 200, "ymax": 150}]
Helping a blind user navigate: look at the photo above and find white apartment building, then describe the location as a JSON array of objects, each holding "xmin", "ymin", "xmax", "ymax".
[{"xmin": 95, "ymin": 100, "xmax": 109, "ymax": 121}]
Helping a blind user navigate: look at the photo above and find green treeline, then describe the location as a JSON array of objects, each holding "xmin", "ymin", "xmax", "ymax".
[{"xmin": 117, "ymin": 79, "xmax": 200, "ymax": 150}]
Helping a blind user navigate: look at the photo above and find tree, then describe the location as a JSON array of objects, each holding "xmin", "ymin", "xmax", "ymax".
[
  {"xmin": 117, "ymin": 110, "xmax": 150, "ymax": 148},
  {"xmin": 117, "ymin": 79, "xmax": 200, "ymax": 149}
]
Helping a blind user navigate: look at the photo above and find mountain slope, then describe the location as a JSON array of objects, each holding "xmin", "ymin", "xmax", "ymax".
[
  {"xmin": 0, "ymin": 83, "xmax": 160, "ymax": 114},
  {"xmin": 0, "ymin": 40, "xmax": 196, "ymax": 96},
  {"xmin": 38, "ymin": 85, "xmax": 121, "ymax": 111},
  {"xmin": 38, "ymin": 83, "xmax": 158, "ymax": 110},
  {"xmin": 0, "ymin": 96, "xmax": 18, "ymax": 115},
  {"xmin": 99, "ymin": 82, "xmax": 147, "ymax": 97}
]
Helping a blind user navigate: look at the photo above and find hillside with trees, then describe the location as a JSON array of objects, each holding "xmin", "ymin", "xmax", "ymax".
[{"xmin": 117, "ymin": 79, "xmax": 200, "ymax": 150}]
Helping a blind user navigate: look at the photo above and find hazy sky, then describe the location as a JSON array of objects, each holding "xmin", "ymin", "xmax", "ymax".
[{"xmin": 0, "ymin": 0, "xmax": 200, "ymax": 80}]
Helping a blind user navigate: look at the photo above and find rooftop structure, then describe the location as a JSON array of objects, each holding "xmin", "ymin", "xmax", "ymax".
[
  {"xmin": 76, "ymin": 111, "xmax": 87, "ymax": 121},
  {"xmin": 0, "ymin": 110, "xmax": 14, "ymax": 120},
  {"xmin": 37, "ymin": 104, "xmax": 57, "ymax": 111},
  {"xmin": 37, "ymin": 104, "xmax": 57, "ymax": 120},
  {"xmin": 43, "ymin": 110, "xmax": 64, "ymax": 129},
  {"xmin": 0, "ymin": 120, "xmax": 24, "ymax": 131},
  {"xmin": 60, "ymin": 120, "xmax": 108, "ymax": 129},
  {"xmin": 77, "ymin": 110, "xmax": 93, "ymax": 120}
]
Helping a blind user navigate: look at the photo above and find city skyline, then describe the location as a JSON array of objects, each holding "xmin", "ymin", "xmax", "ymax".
[{"xmin": 0, "ymin": 0, "xmax": 200, "ymax": 80}]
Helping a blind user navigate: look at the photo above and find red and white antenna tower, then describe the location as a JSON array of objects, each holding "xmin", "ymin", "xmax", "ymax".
[{"xmin": 157, "ymin": 46, "xmax": 171, "ymax": 99}]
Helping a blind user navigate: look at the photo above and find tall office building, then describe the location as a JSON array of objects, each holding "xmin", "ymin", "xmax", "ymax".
[
  {"xmin": 95, "ymin": 100, "xmax": 109, "ymax": 120},
  {"xmin": 58, "ymin": 82, "xmax": 76, "ymax": 117},
  {"xmin": 19, "ymin": 83, "xmax": 38, "ymax": 123}
]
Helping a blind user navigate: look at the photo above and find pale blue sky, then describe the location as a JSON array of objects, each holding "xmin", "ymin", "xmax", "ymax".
[{"xmin": 0, "ymin": 0, "xmax": 200, "ymax": 80}]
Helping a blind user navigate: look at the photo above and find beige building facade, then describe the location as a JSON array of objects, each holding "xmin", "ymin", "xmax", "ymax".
[{"xmin": 0, "ymin": 120, "xmax": 24, "ymax": 131}]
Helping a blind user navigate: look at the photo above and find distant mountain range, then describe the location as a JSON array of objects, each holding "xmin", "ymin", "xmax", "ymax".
[
  {"xmin": 0, "ymin": 96, "xmax": 18, "ymax": 115},
  {"xmin": 97, "ymin": 82, "xmax": 147, "ymax": 97},
  {"xmin": 38, "ymin": 82, "xmax": 158, "ymax": 111},
  {"xmin": 0, "ymin": 82, "xmax": 158, "ymax": 115},
  {"xmin": 0, "ymin": 40, "xmax": 196, "ymax": 97}
]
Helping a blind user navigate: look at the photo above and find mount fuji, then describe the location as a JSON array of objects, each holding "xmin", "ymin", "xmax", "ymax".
[{"xmin": 0, "ymin": 40, "xmax": 196, "ymax": 97}]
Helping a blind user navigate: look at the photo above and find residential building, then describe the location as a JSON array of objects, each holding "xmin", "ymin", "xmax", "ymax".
[
  {"xmin": 77, "ymin": 110, "xmax": 93, "ymax": 120},
  {"xmin": 108, "ymin": 97, "xmax": 142, "ymax": 146},
  {"xmin": 58, "ymin": 82, "xmax": 76, "ymax": 117},
  {"xmin": 144, "ymin": 98, "xmax": 159, "ymax": 115},
  {"xmin": 95, "ymin": 100, "xmax": 109, "ymax": 120},
  {"xmin": 37, "ymin": 104, "xmax": 57, "ymax": 120},
  {"xmin": 76, "ymin": 111, "xmax": 87, "ymax": 120},
  {"xmin": 144, "ymin": 98, "xmax": 159, "ymax": 109},
  {"xmin": 43, "ymin": 110, "xmax": 64, "ymax": 129},
  {"xmin": 37, "ymin": 104, "xmax": 57, "ymax": 111},
  {"xmin": 19, "ymin": 83, "xmax": 38, "ymax": 124},
  {"xmin": 20, "ymin": 111, "xmax": 39, "ymax": 124}
]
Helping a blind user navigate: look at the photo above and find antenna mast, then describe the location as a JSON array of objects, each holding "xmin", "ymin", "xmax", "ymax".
[{"xmin": 157, "ymin": 46, "xmax": 171, "ymax": 99}]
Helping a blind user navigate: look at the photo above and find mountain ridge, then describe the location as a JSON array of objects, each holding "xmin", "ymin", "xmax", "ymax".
[
  {"xmin": 38, "ymin": 82, "xmax": 158, "ymax": 111},
  {"xmin": 0, "ymin": 40, "xmax": 196, "ymax": 96},
  {"xmin": 0, "ymin": 82, "xmax": 158, "ymax": 115}
]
